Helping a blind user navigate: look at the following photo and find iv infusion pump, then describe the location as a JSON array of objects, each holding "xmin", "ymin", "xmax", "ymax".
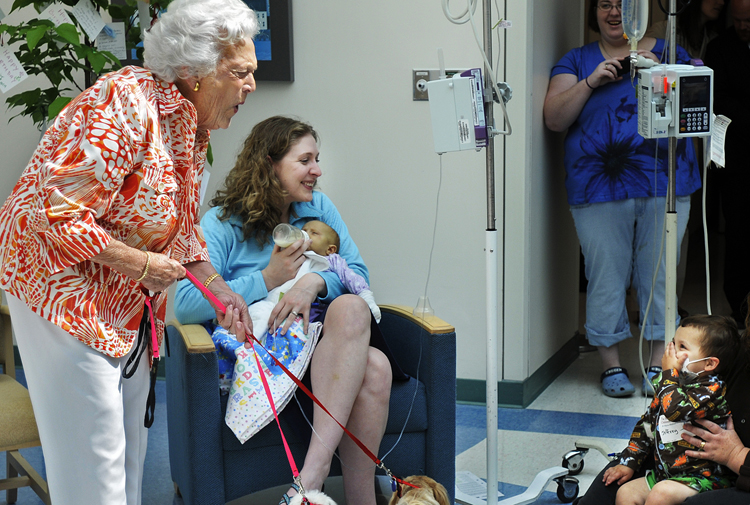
[
  {"xmin": 637, "ymin": 64, "xmax": 713, "ymax": 139},
  {"xmin": 426, "ymin": 68, "xmax": 488, "ymax": 154}
]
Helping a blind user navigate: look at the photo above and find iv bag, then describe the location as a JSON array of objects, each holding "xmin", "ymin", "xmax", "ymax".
[{"xmin": 622, "ymin": 0, "xmax": 649, "ymax": 44}]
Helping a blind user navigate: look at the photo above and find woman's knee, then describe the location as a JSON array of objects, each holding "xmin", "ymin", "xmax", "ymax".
[
  {"xmin": 362, "ymin": 348, "xmax": 392, "ymax": 400},
  {"xmin": 327, "ymin": 295, "xmax": 371, "ymax": 334}
]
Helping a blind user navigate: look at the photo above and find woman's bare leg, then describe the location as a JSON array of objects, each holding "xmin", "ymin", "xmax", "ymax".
[
  {"xmin": 598, "ymin": 343, "xmax": 622, "ymax": 371},
  {"xmin": 339, "ymin": 346, "xmax": 391, "ymax": 504},
  {"xmin": 286, "ymin": 295, "xmax": 391, "ymax": 505},
  {"xmin": 647, "ymin": 340, "xmax": 664, "ymax": 368}
]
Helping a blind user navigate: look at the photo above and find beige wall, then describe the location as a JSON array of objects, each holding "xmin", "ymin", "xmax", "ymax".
[{"xmin": 0, "ymin": 0, "xmax": 582, "ymax": 387}]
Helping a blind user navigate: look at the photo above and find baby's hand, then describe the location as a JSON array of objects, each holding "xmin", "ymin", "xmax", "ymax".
[
  {"xmin": 603, "ymin": 464, "xmax": 634, "ymax": 486},
  {"xmin": 662, "ymin": 341, "xmax": 687, "ymax": 372}
]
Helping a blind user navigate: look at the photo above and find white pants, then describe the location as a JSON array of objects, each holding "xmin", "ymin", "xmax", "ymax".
[{"xmin": 7, "ymin": 294, "xmax": 150, "ymax": 505}]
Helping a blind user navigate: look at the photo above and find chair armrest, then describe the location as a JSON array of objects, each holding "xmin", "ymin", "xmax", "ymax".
[
  {"xmin": 379, "ymin": 304, "xmax": 455, "ymax": 335},
  {"xmin": 377, "ymin": 304, "xmax": 456, "ymax": 381},
  {"xmin": 377, "ymin": 304, "xmax": 456, "ymax": 502},
  {"xmin": 175, "ymin": 320, "xmax": 216, "ymax": 354},
  {"xmin": 165, "ymin": 320, "xmax": 226, "ymax": 505}
]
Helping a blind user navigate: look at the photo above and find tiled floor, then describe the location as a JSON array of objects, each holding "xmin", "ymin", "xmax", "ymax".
[
  {"xmin": 0, "ymin": 343, "xmax": 649, "ymax": 505},
  {"xmin": 2, "ymin": 229, "xmax": 732, "ymax": 504}
]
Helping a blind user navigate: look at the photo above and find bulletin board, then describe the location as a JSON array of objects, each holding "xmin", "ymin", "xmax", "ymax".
[{"xmin": 244, "ymin": 0, "xmax": 294, "ymax": 82}]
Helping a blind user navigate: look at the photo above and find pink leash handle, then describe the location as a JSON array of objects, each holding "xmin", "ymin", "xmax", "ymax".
[{"xmin": 144, "ymin": 298, "xmax": 159, "ymax": 359}]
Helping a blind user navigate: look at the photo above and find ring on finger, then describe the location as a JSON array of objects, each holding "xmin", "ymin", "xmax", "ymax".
[
  {"xmin": 700, "ymin": 440, "xmax": 706, "ymax": 451},
  {"xmin": 291, "ymin": 311, "xmax": 299, "ymax": 317}
]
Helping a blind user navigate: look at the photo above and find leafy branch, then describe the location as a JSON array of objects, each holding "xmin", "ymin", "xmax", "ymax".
[{"xmin": 0, "ymin": 0, "xmax": 154, "ymax": 129}]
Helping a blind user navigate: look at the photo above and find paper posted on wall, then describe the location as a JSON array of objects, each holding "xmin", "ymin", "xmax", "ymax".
[{"xmin": 0, "ymin": 47, "xmax": 29, "ymax": 94}]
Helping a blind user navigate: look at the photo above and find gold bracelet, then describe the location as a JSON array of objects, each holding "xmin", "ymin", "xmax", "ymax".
[
  {"xmin": 202, "ymin": 273, "xmax": 221, "ymax": 299},
  {"xmin": 135, "ymin": 251, "xmax": 151, "ymax": 282},
  {"xmin": 204, "ymin": 273, "xmax": 221, "ymax": 288}
]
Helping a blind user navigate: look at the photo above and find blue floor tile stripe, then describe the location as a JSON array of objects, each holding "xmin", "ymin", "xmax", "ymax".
[{"xmin": 457, "ymin": 404, "xmax": 639, "ymax": 439}]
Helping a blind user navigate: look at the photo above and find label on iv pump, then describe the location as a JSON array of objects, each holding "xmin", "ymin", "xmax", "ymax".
[
  {"xmin": 458, "ymin": 119, "xmax": 471, "ymax": 145},
  {"xmin": 710, "ymin": 115, "xmax": 731, "ymax": 168}
]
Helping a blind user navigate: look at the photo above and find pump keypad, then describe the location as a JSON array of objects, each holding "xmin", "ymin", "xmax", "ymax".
[{"xmin": 680, "ymin": 107, "xmax": 709, "ymax": 133}]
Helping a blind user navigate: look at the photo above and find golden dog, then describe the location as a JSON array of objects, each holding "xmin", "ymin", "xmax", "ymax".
[{"xmin": 388, "ymin": 475, "xmax": 450, "ymax": 505}]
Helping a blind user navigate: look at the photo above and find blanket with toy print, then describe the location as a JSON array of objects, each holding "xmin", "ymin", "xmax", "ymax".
[{"xmin": 212, "ymin": 317, "xmax": 322, "ymax": 443}]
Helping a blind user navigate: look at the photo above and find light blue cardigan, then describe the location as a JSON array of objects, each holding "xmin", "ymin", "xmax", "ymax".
[{"xmin": 174, "ymin": 191, "xmax": 368, "ymax": 324}]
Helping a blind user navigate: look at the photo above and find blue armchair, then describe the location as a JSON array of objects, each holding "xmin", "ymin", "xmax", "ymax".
[{"xmin": 165, "ymin": 304, "xmax": 456, "ymax": 505}]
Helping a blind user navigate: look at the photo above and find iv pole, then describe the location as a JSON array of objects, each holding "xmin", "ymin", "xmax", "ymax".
[
  {"xmin": 665, "ymin": 0, "xmax": 678, "ymax": 344},
  {"xmin": 482, "ymin": 1, "xmax": 500, "ymax": 504}
]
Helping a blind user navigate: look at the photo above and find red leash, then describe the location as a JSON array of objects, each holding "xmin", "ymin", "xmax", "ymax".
[
  {"xmin": 184, "ymin": 271, "xmax": 419, "ymax": 492},
  {"xmin": 250, "ymin": 340, "xmax": 309, "ymax": 501}
]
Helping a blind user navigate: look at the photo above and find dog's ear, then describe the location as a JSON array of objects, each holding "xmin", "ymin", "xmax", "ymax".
[{"xmin": 431, "ymin": 481, "xmax": 450, "ymax": 505}]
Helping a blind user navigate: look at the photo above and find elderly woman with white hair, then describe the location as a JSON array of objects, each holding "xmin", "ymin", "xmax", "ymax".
[{"xmin": 0, "ymin": 0, "xmax": 260, "ymax": 503}]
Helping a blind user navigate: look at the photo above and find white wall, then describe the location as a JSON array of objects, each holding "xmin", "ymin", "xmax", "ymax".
[
  {"xmin": 0, "ymin": 0, "xmax": 584, "ymax": 388},
  {"xmin": 499, "ymin": 0, "xmax": 582, "ymax": 381},
  {"xmin": 527, "ymin": 0, "xmax": 583, "ymax": 375}
]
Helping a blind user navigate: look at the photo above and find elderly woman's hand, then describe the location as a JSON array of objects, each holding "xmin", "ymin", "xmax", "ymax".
[
  {"xmin": 261, "ymin": 239, "xmax": 311, "ymax": 291},
  {"xmin": 140, "ymin": 252, "xmax": 186, "ymax": 293},
  {"xmin": 268, "ymin": 272, "xmax": 325, "ymax": 336},
  {"xmin": 682, "ymin": 417, "xmax": 749, "ymax": 473},
  {"xmin": 92, "ymin": 240, "xmax": 186, "ymax": 293},
  {"xmin": 213, "ymin": 290, "xmax": 253, "ymax": 343}
]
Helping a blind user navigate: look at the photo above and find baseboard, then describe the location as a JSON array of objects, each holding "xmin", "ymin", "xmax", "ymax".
[{"xmin": 457, "ymin": 332, "xmax": 583, "ymax": 408}]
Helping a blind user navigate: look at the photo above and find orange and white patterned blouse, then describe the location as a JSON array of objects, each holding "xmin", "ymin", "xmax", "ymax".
[{"xmin": 0, "ymin": 66, "xmax": 210, "ymax": 358}]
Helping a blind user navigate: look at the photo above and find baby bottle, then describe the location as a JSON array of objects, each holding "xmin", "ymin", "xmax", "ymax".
[{"xmin": 272, "ymin": 223, "xmax": 309, "ymax": 248}]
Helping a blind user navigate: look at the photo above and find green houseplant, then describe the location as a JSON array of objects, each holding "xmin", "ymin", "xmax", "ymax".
[{"xmin": 0, "ymin": 0, "xmax": 169, "ymax": 129}]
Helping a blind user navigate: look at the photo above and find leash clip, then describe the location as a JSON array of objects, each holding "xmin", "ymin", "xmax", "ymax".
[
  {"xmin": 293, "ymin": 475, "xmax": 308, "ymax": 503},
  {"xmin": 381, "ymin": 466, "xmax": 400, "ymax": 494}
]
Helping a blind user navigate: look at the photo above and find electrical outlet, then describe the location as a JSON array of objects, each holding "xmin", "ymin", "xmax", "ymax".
[
  {"xmin": 413, "ymin": 70, "xmax": 430, "ymax": 100},
  {"xmin": 412, "ymin": 69, "xmax": 464, "ymax": 101}
]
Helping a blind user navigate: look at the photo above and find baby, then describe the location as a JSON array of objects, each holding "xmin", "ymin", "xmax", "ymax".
[
  {"xmin": 603, "ymin": 315, "xmax": 740, "ymax": 505},
  {"xmin": 302, "ymin": 220, "xmax": 381, "ymax": 322}
]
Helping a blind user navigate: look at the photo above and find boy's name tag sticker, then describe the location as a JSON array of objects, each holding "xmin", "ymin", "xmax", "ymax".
[{"xmin": 658, "ymin": 415, "xmax": 687, "ymax": 444}]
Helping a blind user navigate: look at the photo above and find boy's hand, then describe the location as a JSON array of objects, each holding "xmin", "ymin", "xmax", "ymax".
[
  {"xmin": 603, "ymin": 464, "xmax": 634, "ymax": 486},
  {"xmin": 662, "ymin": 341, "xmax": 688, "ymax": 372}
]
